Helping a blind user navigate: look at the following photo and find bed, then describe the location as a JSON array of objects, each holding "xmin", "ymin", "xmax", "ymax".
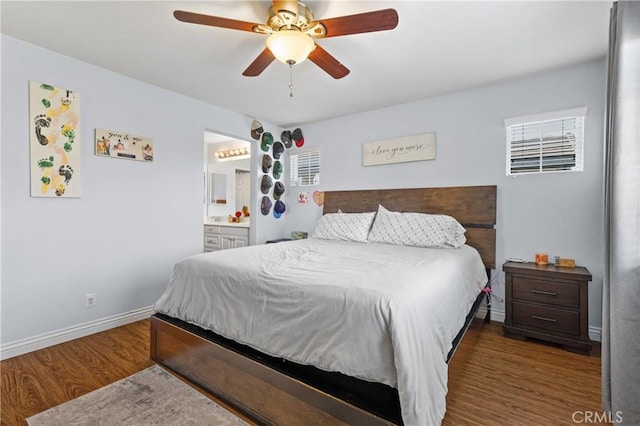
[{"xmin": 151, "ymin": 185, "xmax": 497, "ymax": 425}]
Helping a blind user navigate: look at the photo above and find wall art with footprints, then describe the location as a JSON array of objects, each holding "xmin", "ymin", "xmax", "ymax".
[{"xmin": 29, "ymin": 81, "xmax": 81, "ymax": 197}]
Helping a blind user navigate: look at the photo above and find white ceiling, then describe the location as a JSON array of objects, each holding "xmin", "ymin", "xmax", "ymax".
[{"xmin": 1, "ymin": 1, "xmax": 612, "ymax": 128}]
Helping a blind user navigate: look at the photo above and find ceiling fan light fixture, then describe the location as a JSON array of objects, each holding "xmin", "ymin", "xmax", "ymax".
[{"xmin": 266, "ymin": 30, "xmax": 315, "ymax": 65}]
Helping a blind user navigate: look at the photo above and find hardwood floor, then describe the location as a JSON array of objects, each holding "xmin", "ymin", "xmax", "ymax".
[
  {"xmin": 1, "ymin": 319, "xmax": 604, "ymax": 426},
  {"xmin": 1, "ymin": 320, "xmax": 153, "ymax": 426},
  {"xmin": 443, "ymin": 322, "xmax": 604, "ymax": 426}
]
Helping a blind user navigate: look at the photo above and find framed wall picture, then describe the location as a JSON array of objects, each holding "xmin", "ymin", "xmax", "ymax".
[{"xmin": 95, "ymin": 128, "xmax": 153, "ymax": 162}]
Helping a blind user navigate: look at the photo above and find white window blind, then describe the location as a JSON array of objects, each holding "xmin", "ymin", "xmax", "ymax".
[
  {"xmin": 505, "ymin": 107, "xmax": 587, "ymax": 175},
  {"xmin": 290, "ymin": 149, "xmax": 320, "ymax": 186}
]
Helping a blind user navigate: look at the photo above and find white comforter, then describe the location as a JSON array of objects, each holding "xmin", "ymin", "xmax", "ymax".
[{"xmin": 154, "ymin": 239, "xmax": 487, "ymax": 425}]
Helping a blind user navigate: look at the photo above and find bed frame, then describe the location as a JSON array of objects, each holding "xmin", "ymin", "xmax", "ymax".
[{"xmin": 151, "ymin": 185, "xmax": 497, "ymax": 425}]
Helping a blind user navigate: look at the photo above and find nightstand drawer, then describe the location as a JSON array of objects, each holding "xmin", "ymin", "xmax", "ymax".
[
  {"xmin": 512, "ymin": 276, "xmax": 579, "ymax": 308},
  {"xmin": 512, "ymin": 302, "xmax": 579, "ymax": 336}
]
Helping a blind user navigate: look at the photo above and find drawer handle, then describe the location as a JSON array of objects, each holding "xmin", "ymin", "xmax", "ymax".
[
  {"xmin": 532, "ymin": 289, "xmax": 557, "ymax": 296},
  {"xmin": 531, "ymin": 315, "xmax": 556, "ymax": 323}
]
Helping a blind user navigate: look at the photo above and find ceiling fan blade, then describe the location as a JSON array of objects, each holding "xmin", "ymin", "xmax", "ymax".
[
  {"xmin": 242, "ymin": 48, "xmax": 276, "ymax": 77},
  {"xmin": 174, "ymin": 10, "xmax": 259, "ymax": 33},
  {"xmin": 316, "ymin": 9, "xmax": 398, "ymax": 38},
  {"xmin": 308, "ymin": 44, "xmax": 350, "ymax": 79}
]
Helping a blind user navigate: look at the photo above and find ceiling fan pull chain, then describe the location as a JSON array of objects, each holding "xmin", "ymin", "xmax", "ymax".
[{"xmin": 288, "ymin": 60, "xmax": 294, "ymax": 98}]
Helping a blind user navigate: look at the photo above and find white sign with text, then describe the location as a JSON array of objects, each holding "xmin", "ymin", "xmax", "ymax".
[{"xmin": 362, "ymin": 133, "xmax": 436, "ymax": 166}]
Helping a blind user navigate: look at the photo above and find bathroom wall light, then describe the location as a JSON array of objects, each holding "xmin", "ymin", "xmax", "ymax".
[{"xmin": 215, "ymin": 147, "xmax": 250, "ymax": 159}]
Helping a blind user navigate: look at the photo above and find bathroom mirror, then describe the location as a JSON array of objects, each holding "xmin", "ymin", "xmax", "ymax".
[{"xmin": 209, "ymin": 173, "xmax": 227, "ymax": 204}]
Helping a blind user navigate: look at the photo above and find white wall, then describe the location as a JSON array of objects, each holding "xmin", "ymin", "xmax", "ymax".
[
  {"xmin": 0, "ymin": 35, "xmax": 281, "ymax": 350},
  {"xmin": 285, "ymin": 60, "xmax": 606, "ymax": 330}
]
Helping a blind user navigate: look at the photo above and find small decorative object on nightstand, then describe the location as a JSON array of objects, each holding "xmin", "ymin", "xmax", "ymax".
[{"xmin": 503, "ymin": 261, "xmax": 592, "ymax": 355}]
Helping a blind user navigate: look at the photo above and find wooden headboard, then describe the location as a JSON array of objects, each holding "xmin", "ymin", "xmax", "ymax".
[{"xmin": 323, "ymin": 185, "xmax": 497, "ymax": 269}]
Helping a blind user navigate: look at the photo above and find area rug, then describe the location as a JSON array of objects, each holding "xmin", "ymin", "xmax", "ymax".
[{"xmin": 26, "ymin": 365, "xmax": 249, "ymax": 426}]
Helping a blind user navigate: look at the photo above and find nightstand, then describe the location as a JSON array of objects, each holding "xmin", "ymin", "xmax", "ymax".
[{"xmin": 503, "ymin": 261, "xmax": 592, "ymax": 354}]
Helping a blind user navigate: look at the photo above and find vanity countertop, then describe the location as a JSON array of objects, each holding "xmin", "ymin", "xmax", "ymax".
[{"xmin": 204, "ymin": 219, "xmax": 250, "ymax": 228}]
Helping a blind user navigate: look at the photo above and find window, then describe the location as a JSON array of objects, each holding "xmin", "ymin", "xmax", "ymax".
[
  {"xmin": 505, "ymin": 107, "xmax": 587, "ymax": 175},
  {"xmin": 290, "ymin": 148, "xmax": 320, "ymax": 186}
]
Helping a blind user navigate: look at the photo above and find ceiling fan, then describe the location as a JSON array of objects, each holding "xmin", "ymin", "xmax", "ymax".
[{"xmin": 173, "ymin": 1, "xmax": 399, "ymax": 79}]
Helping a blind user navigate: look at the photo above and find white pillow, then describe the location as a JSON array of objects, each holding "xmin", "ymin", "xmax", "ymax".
[
  {"xmin": 312, "ymin": 212, "xmax": 376, "ymax": 243},
  {"xmin": 367, "ymin": 205, "xmax": 466, "ymax": 248}
]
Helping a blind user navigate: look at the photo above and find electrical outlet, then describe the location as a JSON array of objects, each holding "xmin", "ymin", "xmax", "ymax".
[{"xmin": 86, "ymin": 293, "xmax": 96, "ymax": 307}]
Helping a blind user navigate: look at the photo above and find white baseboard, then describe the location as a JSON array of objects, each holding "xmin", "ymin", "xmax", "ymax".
[
  {"xmin": 589, "ymin": 326, "xmax": 602, "ymax": 342},
  {"xmin": 0, "ymin": 306, "xmax": 153, "ymax": 360}
]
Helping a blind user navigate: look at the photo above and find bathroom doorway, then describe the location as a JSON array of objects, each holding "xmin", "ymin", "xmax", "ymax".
[{"xmin": 204, "ymin": 131, "xmax": 252, "ymax": 219}]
